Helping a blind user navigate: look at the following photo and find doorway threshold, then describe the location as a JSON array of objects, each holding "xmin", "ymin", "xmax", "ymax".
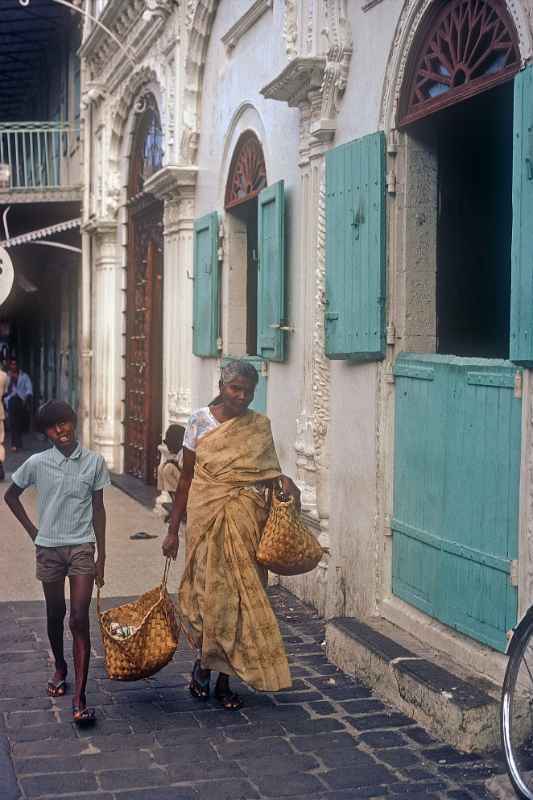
[
  {"xmin": 326, "ymin": 615, "xmax": 500, "ymax": 754},
  {"xmin": 110, "ymin": 471, "xmax": 157, "ymax": 510}
]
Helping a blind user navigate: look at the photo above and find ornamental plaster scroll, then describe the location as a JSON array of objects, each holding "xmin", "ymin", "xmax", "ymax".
[
  {"xmin": 82, "ymin": 0, "xmax": 176, "ymax": 76},
  {"xmin": 312, "ymin": 164, "xmax": 330, "ymax": 494},
  {"xmin": 103, "ymin": 66, "xmax": 166, "ymax": 217},
  {"xmin": 182, "ymin": 0, "xmax": 221, "ymax": 163},
  {"xmin": 379, "ymin": 0, "xmax": 533, "ymax": 132},
  {"xmin": 222, "ymin": 0, "xmax": 273, "ymax": 52},
  {"xmin": 283, "ymin": 0, "xmax": 298, "ymax": 58},
  {"xmin": 264, "ymin": 1, "xmax": 352, "ymax": 141}
]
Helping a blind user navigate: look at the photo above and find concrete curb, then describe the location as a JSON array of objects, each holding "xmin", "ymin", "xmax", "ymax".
[
  {"xmin": 0, "ymin": 735, "xmax": 20, "ymax": 800},
  {"xmin": 327, "ymin": 616, "xmax": 500, "ymax": 754}
]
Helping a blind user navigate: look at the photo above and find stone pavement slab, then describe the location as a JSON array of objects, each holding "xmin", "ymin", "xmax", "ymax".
[{"xmin": 0, "ymin": 587, "xmax": 508, "ymax": 800}]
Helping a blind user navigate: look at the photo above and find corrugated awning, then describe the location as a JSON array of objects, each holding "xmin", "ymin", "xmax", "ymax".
[{"xmin": 1, "ymin": 218, "xmax": 81, "ymax": 248}]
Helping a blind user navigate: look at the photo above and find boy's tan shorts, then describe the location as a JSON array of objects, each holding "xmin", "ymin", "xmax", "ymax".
[{"xmin": 35, "ymin": 543, "xmax": 96, "ymax": 583}]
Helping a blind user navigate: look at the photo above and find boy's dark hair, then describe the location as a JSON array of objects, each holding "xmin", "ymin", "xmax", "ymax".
[
  {"xmin": 35, "ymin": 401, "xmax": 77, "ymax": 434},
  {"xmin": 164, "ymin": 424, "xmax": 185, "ymax": 454}
]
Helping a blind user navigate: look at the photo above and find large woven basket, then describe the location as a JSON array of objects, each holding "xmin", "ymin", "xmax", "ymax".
[
  {"xmin": 97, "ymin": 560, "xmax": 180, "ymax": 681},
  {"xmin": 257, "ymin": 488, "xmax": 326, "ymax": 576}
]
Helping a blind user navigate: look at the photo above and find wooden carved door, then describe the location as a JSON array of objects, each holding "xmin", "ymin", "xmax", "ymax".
[{"xmin": 124, "ymin": 199, "xmax": 164, "ymax": 483}]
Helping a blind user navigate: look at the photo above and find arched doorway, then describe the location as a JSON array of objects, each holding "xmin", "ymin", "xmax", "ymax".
[
  {"xmin": 124, "ymin": 95, "xmax": 164, "ymax": 484},
  {"xmin": 224, "ymin": 131, "xmax": 267, "ymax": 356},
  {"xmin": 390, "ymin": 0, "xmax": 522, "ymax": 652}
]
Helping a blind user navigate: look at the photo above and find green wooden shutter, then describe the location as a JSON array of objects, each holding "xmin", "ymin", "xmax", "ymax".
[
  {"xmin": 510, "ymin": 64, "xmax": 533, "ymax": 367},
  {"xmin": 257, "ymin": 181, "xmax": 286, "ymax": 362},
  {"xmin": 325, "ymin": 131, "xmax": 386, "ymax": 360},
  {"xmin": 193, "ymin": 212, "xmax": 220, "ymax": 358}
]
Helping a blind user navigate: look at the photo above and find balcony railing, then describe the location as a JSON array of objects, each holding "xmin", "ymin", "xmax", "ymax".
[{"xmin": 0, "ymin": 122, "xmax": 80, "ymax": 192}]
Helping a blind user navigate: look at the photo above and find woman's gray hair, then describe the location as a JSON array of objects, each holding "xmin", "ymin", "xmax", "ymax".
[{"xmin": 220, "ymin": 359, "xmax": 259, "ymax": 386}]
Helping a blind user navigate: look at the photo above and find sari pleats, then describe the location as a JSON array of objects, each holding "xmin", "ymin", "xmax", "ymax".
[{"xmin": 178, "ymin": 412, "xmax": 291, "ymax": 692}]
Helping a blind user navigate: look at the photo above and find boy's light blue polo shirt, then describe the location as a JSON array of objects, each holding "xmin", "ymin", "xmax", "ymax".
[{"xmin": 12, "ymin": 444, "xmax": 110, "ymax": 547}]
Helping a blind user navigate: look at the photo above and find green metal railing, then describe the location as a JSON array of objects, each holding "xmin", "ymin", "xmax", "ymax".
[{"xmin": 0, "ymin": 122, "xmax": 80, "ymax": 191}]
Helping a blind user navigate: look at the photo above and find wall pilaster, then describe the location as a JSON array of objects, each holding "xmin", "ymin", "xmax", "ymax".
[
  {"xmin": 89, "ymin": 220, "xmax": 123, "ymax": 471},
  {"xmin": 145, "ymin": 166, "xmax": 197, "ymax": 432}
]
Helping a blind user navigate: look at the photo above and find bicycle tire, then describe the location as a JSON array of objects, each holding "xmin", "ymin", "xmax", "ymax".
[{"xmin": 501, "ymin": 616, "xmax": 533, "ymax": 800}]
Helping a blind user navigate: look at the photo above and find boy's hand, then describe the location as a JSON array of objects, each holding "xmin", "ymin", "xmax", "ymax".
[
  {"xmin": 162, "ymin": 530, "xmax": 179, "ymax": 560},
  {"xmin": 95, "ymin": 556, "xmax": 105, "ymax": 588}
]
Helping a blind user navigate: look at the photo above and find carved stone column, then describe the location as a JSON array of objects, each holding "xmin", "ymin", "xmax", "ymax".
[
  {"xmin": 88, "ymin": 220, "xmax": 123, "ymax": 471},
  {"xmin": 144, "ymin": 166, "xmax": 197, "ymax": 515},
  {"xmin": 145, "ymin": 166, "xmax": 197, "ymax": 428}
]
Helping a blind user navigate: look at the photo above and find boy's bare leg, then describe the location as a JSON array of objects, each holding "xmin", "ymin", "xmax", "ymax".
[
  {"xmin": 42, "ymin": 580, "xmax": 68, "ymax": 692},
  {"xmin": 68, "ymin": 574, "xmax": 94, "ymax": 712}
]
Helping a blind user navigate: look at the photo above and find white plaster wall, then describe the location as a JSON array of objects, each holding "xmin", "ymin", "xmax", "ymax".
[
  {"xmin": 192, "ymin": 0, "xmax": 403, "ymax": 619},
  {"xmin": 193, "ymin": 0, "xmax": 301, "ymax": 478}
]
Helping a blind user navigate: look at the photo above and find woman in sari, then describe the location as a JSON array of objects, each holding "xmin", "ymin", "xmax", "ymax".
[{"xmin": 162, "ymin": 360, "xmax": 300, "ymax": 709}]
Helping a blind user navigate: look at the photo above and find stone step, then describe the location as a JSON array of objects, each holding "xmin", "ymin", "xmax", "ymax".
[{"xmin": 326, "ymin": 616, "xmax": 501, "ymax": 754}]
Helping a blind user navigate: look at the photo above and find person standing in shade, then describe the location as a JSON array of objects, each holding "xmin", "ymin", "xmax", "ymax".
[
  {"xmin": 4, "ymin": 400, "xmax": 110, "ymax": 725},
  {"xmin": 0, "ymin": 362, "xmax": 8, "ymax": 480},
  {"xmin": 6, "ymin": 358, "xmax": 33, "ymax": 451}
]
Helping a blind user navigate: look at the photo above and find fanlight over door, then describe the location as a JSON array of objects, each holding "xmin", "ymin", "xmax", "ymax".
[{"xmin": 400, "ymin": 0, "xmax": 520, "ymax": 126}]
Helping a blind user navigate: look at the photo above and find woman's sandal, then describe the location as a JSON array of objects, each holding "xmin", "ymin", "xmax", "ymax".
[
  {"xmin": 189, "ymin": 659, "xmax": 211, "ymax": 700},
  {"xmin": 72, "ymin": 705, "xmax": 96, "ymax": 726},
  {"xmin": 214, "ymin": 678, "xmax": 243, "ymax": 710},
  {"xmin": 47, "ymin": 679, "xmax": 67, "ymax": 698}
]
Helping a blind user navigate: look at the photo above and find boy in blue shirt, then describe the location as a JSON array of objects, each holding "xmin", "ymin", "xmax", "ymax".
[{"xmin": 5, "ymin": 401, "xmax": 109, "ymax": 724}]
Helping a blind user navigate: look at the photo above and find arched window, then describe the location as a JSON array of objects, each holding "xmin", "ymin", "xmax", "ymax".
[
  {"xmin": 128, "ymin": 95, "xmax": 164, "ymax": 198},
  {"xmin": 224, "ymin": 131, "xmax": 267, "ymax": 210},
  {"xmin": 400, "ymin": 0, "xmax": 520, "ymax": 126}
]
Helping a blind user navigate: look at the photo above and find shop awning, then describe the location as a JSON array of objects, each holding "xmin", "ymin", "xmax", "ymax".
[{"xmin": 0, "ymin": 217, "xmax": 81, "ymax": 248}]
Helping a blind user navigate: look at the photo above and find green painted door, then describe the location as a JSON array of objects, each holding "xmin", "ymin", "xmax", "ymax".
[
  {"xmin": 193, "ymin": 212, "xmax": 220, "ymax": 358},
  {"xmin": 392, "ymin": 354, "xmax": 521, "ymax": 652},
  {"xmin": 510, "ymin": 63, "xmax": 533, "ymax": 366},
  {"xmin": 257, "ymin": 181, "xmax": 286, "ymax": 362},
  {"xmin": 325, "ymin": 132, "xmax": 386, "ymax": 360}
]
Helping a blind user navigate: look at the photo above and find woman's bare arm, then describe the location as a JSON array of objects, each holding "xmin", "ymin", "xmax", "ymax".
[{"xmin": 161, "ymin": 447, "xmax": 196, "ymax": 559}]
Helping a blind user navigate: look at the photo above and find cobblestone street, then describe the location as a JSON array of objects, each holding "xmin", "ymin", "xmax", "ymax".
[{"xmin": 0, "ymin": 586, "xmax": 505, "ymax": 800}]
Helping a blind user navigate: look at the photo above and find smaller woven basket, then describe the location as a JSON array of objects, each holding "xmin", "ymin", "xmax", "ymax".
[
  {"xmin": 97, "ymin": 559, "xmax": 180, "ymax": 681},
  {"xmin": 257, "ymin": 488, "xmax": 326, "ymax": 576}
]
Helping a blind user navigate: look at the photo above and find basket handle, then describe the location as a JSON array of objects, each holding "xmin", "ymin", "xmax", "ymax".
[
  {"xmin": 96, "ymin": 558, "xmax": 173, "ymax": 618},
  {"xmin": 161, "ymin": 557, "xmax": 172, "ymax": 590}
]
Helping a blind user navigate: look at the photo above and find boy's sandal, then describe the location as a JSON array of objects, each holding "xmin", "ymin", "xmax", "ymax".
[
  {"xmin": 72, "ymin": 705, "xmax": 96, "ymax": 726},
  {"xmin": 47, "ymin": 679, "xmax": 66, "ymax": 698},
  {"xmin": 189, "ymin": 659, "xmax": 211, "ymax": 700}
]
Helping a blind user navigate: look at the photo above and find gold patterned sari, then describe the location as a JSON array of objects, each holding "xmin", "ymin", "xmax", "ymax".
[{"xmin": 178, "ymin": 411, "xmax": 291, "ymax": 692}]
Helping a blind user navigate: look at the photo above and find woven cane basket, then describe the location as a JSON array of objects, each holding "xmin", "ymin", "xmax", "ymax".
[
  {"xmin": 97, "ymin": 560, "xmax": 180, "ymax": 681},
  {"xmin": 257, "ymin": 488, "xmax": 325, "ymax": 576}
]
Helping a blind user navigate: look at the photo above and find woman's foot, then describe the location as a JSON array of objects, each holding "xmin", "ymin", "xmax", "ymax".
[
  {"xmin": 72, "ymin": 693, "xmax": 96, "ymax": 726},
  {"xmin": 214, "ymin": 674, "xmax": 243, "ymax": 710},
  {"xmin": 189, "ymin": 659, "xmax": 211, "ymax": 700},
  {"xmin": 47, "ymin": 661, "xmax": 68, "ymax": 697},
  {"xmin": 72, "ymin": 704, "xmax": 96, "ymax": 725}
]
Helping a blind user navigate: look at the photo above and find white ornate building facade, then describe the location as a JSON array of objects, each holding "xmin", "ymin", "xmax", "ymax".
[{"xmin": 82, "ymin": 0, "xmax": 533, "ymax": 687}]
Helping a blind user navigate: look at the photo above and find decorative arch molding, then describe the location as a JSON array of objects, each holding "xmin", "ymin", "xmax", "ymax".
[
  {"xmin": 218, "ymin": 103, "xmax": 269, "ymax": 209},
  {"xmin": 105, "ymin": 66, "xmax": 165, "ymax": 217},
  {"xmin": 182, "ymin": 0, "xmax": 221, "ymax": 164},
  {"xmin": 379, "ymin": 0, "xmax": 532, "ymax": 131}
]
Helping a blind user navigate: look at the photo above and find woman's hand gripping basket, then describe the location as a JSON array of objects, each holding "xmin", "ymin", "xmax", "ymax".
[
  {"xmin": 257, "ymin": 485, "xmax": 327, "ymax": 576},
  {"xmin": 97, "ymin": 559, "xmax": 180, "ymax": 681}
]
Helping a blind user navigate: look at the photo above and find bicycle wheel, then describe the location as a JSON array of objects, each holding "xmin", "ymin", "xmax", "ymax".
[{"xmin": 502, "ymin": 616, "xmax": 533, "ymax": 799}]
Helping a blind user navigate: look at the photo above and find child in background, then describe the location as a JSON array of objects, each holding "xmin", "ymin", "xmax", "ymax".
[{"xmin": 157, "ymin": 424, "xmax": 185, "ymax": 522}]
